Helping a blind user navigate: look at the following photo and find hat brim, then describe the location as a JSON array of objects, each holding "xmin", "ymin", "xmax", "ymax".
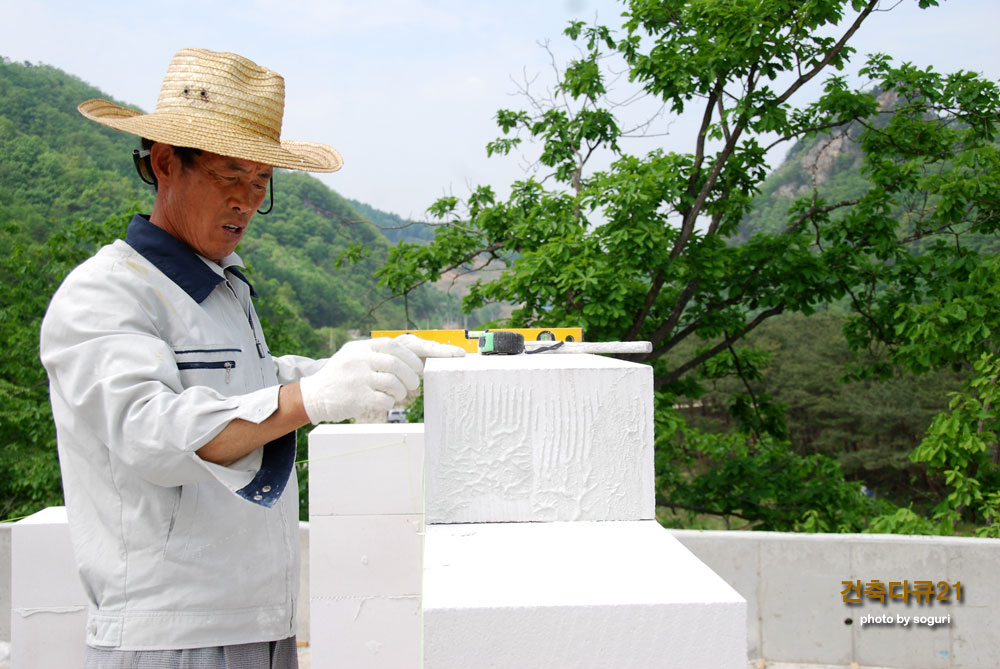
[{"xmin": 78, "ymin": 99, "xmax": 343, "ymax": 173}]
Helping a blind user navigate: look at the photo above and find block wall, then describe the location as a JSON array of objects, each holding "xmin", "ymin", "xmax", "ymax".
[{"xmin": 308, "ymin": 424, "xmax": 424, "ymax": 669}]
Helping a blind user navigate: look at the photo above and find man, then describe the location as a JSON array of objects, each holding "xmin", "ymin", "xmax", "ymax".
[{"xmin": 39, "ymin": 48, "xmax": 462, "ymax": 667}]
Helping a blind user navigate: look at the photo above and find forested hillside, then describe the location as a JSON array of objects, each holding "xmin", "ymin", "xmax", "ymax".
[
  {"xmin": 0, "ymin": 59, "xmax": 153, "ymax": 237},
  {"xmin": 678, "ymin": 311, "xmax": 965, "ymax": 508},
  {"xmin": 347, "ymin": 198, "xmax": 436, "ymax": 245},
  {"xmin": 739, "ymin": 88, "xmax": 1000, "ymax": 258}
]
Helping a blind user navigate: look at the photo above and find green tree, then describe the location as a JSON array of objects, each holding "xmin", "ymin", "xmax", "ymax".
[
  {"xmin": 376, "ymin": 0, "xmax": 1000, "ymax": 531},
  {"xmin": 912, "ymin": 352, "xmax": 1000, "ymax": 537},
  {"xmin": 0, "ymin": 211, "xmax": 133, "ymax": 520},
  {"xmin": 683, "ymin": 312, "xmax": 964, "ymax": 504},
  {"xmin": 887, "ymin": 249, "xmax": 1000, "ymax": 535}
]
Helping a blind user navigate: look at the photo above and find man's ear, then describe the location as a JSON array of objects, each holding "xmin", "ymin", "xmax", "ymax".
[{"xmin": 149, "ymin": 143, "xmax": 176, "ymax": 186}]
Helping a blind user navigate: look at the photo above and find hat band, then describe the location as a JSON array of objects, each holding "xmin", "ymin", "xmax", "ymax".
[{"xmin": 151, "ymin": 106, "xmax": 282, "ymax": 145}]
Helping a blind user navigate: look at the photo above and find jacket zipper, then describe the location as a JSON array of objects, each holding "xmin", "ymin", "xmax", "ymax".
[{"xmin": 176, "ymin": 360, "xmax": 236, "ymax": 383}]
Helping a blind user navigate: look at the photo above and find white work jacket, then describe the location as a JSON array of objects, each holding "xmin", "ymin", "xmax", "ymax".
[{"xmin": 39, "ymin": 214, "xmax": 325, "ymax": 650}]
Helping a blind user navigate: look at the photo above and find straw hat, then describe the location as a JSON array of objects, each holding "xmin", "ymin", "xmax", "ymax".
[{"xmin": 78, "ymin": 48, "xmax": 342, "ymax": 172}]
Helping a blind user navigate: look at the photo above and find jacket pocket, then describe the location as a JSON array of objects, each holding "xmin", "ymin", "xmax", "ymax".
[
  {"xmin": 163, "ymin": 484, "xmax": 199, "ymax": 556},
  {"xmin": 174, "ymin": 347, "xmax": 240, "ymax": 387}
]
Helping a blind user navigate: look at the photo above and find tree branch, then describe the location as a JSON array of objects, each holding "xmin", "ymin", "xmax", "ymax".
[
  {"xmin": 668, "ymin": 78, "xmax": 726, "ymax": 262},
  {"xmin": 783, "ymin": 197, "xmax": 861, "ymax": 235},
  {"xmin": 763, "ymin": 117, "xmax": 854, "ymax": 153},
  {"xmin": 644, "ymin": 276, "xmax": 702, "ymax": 349},
  {"xmin": 772, "ymin": 0, "xmax": 878, "ymax": 108},
  {"xmin": 728, "ymin": 339, "xmax": 766, "ymax": 441},
  {"xmin": 624, "ymin": 269, "xmax": 667, "ymax": 341},
  {"xmin": 671, "ymin": 65, "xmax": 759, "ymax": 262},
  {"xmin": 655, "ymin": 495, "xmax": 754, "ymax": 524},
  {"xmin": 654, "ymin": 304, "xmax": 785, "ymax": 390},
  {"xmin": 367, "ymin": 241, "xmax": 505, "ymax": 317}
]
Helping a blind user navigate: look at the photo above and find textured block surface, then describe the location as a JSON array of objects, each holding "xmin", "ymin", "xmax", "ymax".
[
  {"xmin": 310, "ymin": 596, "xmax": 420, "ymax": 669},
  {"xmin": 424, "ymin": 354, "xmax": 654, "ymax": 524},
  {"xmin": 423, "ymin": 521, "xmax": 747, "ymax": 668},
  {"xmin": 309, "ymin": 424, "xmax": 424, "ymax": 517}
]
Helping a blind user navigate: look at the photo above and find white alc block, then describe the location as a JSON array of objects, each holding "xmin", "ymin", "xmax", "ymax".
[
  {"xmin": 309, "ymin": 514, "xmax": 423, "ymax": 599},
  {"xmin": 309, "ymin": 424, "xmax": 424, "ymax": 517},
  {"xmin": 424, "ymin": 354, "xmax": 655, "ymax": 524},
  {"xmin": 423, "ymin": 521, "xmax": 747, "ymax": 669},
  {"xmin": 11, "ymin": 507, "xmax": 88, "ymax": 669},
  {"xmin": 310, "ymin": 596, "xmax": 420, "ymax": 669}
]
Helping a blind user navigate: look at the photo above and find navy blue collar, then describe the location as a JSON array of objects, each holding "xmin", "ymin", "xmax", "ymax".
[{"xmin": 124, "ymin": 214, "xmax": 256, "ymax": 303}]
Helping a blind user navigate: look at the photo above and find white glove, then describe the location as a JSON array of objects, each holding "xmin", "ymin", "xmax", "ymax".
[
  {"xmin": 391, "ymin": 333, "xmax": 466, "ymax": 364},
  {"xmin": 299, "ymin": 335, "xmax": 464, "ymax": 424}
]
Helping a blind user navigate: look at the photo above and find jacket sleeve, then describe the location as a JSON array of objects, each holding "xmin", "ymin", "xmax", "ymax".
[
  {"xmin": 40, "ymin": 256, "xmax": 281, "ymax": 491},
  {"xmin": 273, "ymin": 353, "xmax": 327, "ymax": 384}
]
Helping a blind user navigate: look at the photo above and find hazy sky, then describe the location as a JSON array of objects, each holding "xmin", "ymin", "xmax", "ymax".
[{"xmin": 3, "ymin": 0, "xmax": 998, "ymax": 219}]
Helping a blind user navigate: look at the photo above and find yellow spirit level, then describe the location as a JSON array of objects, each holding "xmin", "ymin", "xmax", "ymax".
[{"xmin": 370, "ymin": 328, "xmax": 585, "ymax": 353}]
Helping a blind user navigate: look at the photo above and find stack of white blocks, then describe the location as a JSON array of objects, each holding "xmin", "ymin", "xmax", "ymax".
[
  {"xmin": 309, "ymin": 352, "xmax": 747, "ymax": 668},
  {"xmin": 308, "ymin": 424, "xmax": 426, "ymax": 667},
  {"xmin": 421, "ymin": 354, "xmax": 747, "ymax": 668},
  {"xmin": 10, "ymin": 506, "xmax": 88, "ymax": 669}
]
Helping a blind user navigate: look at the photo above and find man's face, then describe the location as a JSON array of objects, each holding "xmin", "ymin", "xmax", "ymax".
[{"xmin": 156, "ymin": 148, "xmax": 273, "ymax": 262}]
